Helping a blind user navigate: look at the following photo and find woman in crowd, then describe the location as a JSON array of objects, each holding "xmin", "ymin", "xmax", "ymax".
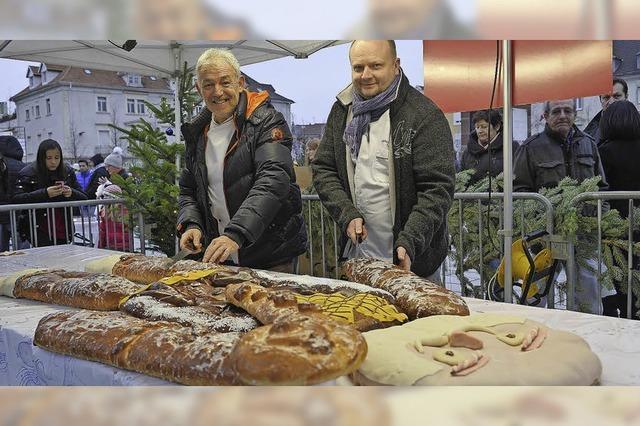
[
  {"xmin": 13, "ymin": 139, "xmax": 87, "ymax": 246},
  {"xmin": 460, "ymin": 109, "xmax": 518, "ymax": 184},
  {"xmin": 599, "ymin": 100, "xmax": 640, "ymax": 319}
]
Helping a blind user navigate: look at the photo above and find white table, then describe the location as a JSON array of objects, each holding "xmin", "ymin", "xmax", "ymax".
[
  {"xmin": 1, "ymin": 246, "xmax": 171, "ymax": 385},
  {"xmin": 1, "ymin": 246, "xmax": 640, "ymax": 385}
]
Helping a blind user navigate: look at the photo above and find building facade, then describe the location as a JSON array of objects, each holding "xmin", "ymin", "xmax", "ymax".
[{"xmin": 11, "ymin": 63, "xmax": 173, "ymax": 163}]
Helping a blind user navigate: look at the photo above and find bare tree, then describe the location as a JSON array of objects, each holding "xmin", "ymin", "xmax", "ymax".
[
  {"xmin": 68, "ymin": 121, "xmax": 80, "ymax": 162},
  {"xmin": 110, "ymin": 106, "xmax": 123, "ymax": 149}
]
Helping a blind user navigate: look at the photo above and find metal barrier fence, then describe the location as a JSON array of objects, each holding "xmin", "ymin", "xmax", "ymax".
[
  {"xmin": 301, "ymin": 194, "xmax": 340, "ymax": 279},
  {"xmin": 301, "ymin": 192, "xmax": 561, "ymax": 305},
  {"xmin": 570, "ymin": 191, "xmax": 640, "ymax": 319},
  {"xmin": 449, "ymin": 192, "xmax": 558, "ymax": 306},
  {"xmin": 0, "ymin": 199, "xmax": 146, "ymax": 254}
]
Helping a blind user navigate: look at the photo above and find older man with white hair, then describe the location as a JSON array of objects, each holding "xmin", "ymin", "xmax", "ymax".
[{"xmin": 177, "ymin": 48, "xmax": 306, "ymax": 272}]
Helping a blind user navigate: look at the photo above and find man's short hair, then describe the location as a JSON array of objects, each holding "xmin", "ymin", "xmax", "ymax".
[
  {"xmin": 78, "ymin": 159, "xmax": 88, "ymax": 165},
  {"xmin": 613, "ymin": 78, "xmax": 629, "ymax": 97},
  {"xmin": 543, "ymin": 99, "xmax": 576, "ymax": 113},
  {"xmin": 196, "ymin": 48, "xmax": 241, "ymax": 80},
  {"xmin": 349, "ymin": 40, "xmax": 397, "ymax": 60}
]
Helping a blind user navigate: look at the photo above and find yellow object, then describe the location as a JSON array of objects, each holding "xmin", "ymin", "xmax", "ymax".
[
  {"xmin": 159, "ymin": 268, "xmax": 225, "ymax": 285},
  {"xmin": 497, "ymin": 239, "xmax": 553, "ymax": 299},
  {"xmin": 119, "ymin": 268, "xmax": 224, "ymax": 307},
  {"xmin": 295, "ymin": 292, "xmax": 408, "ymax": 325}
]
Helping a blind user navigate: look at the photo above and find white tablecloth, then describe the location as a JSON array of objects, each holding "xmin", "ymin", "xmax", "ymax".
[
  {"xmin": 0, "ymin": 246, "xmax": 170, "ymax": 385},
  {"xmin": 1, "ymin": 246, "xmax": 640, "ymax": 385}
]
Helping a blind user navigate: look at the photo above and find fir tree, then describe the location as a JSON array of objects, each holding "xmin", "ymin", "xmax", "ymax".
[{"xmin": 109, "ymin": 63, "xmax": 199, "ymax": 256}]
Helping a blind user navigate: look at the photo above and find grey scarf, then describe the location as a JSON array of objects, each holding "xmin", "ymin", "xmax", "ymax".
[{"xmin": 343, "ymin": 72, "xmax": 401, "ymax": 161}]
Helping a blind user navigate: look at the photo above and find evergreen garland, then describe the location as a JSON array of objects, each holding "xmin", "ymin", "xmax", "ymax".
[{"xmin": 449, "ymin": 171, "xmax": 640, "ymax": 315}]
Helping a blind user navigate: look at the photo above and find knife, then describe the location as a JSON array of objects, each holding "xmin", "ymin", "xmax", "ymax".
[{"xmin": 168, "ymin": 248, "xmax": 193, "ymax": 265}]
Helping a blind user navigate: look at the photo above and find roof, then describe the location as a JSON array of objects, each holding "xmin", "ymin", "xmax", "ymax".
[
  {"xmin": 242, "ymin": 72, "xmax": 294, "ymax": 104},
  {"xmin": 11, "ymin": 63, "xmax": 172, "ymax": 102},
  {"xmin": 26, "ymin": 65, "xmax": 40, "ymax": 78},
  {"xmin": 613, "ymin": 40, "xmax": 640, "ymax": 77},
  {"xmin": 293, "ymin": 123, "xmax": 326, "ymax": 138}
]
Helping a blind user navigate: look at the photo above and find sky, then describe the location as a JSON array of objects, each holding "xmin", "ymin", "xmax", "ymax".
[
  {"xmin": 243, "ymin": 41, "xmax": 424, "ymax": 124},
  {"xmin": 208, "ymin": 0, "xmax": 474, "ymax": 38},
  {"xmin": 0, "ymin": 41, "xmax": 424, "ymax": 124}
]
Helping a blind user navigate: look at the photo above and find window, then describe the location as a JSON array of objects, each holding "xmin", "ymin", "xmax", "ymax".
[
  {"xmin": 127, "ymin": 98, "xmax": 136, "ymax": 114},
  {"xmin": 46, "ymin": 98, "xmax": 51, "ymax": 115},
  {"xmin": 97, "ymin": 96, "xmax": 107, "ymax": 112},
  {"xmin": 575, "ymin": 98, "xmax": 583, "ymax": 111},
  {"xmin": 25, "ymin": 109, "xmax": 30, "ymax": 121},
  {"xmin": 136, "ymin": 99, "xmax": 146, "ymax": 115},
  {"xmin": 98, "ymin": 130, "xmax": 110, "ymax": 148},
  {"xmin": 127, "ymin": 74, "xmax": 141, "ymax": 86},
  {"xmin": 35, "ymin": 105, "xmax": 40, "ymax": 118}
]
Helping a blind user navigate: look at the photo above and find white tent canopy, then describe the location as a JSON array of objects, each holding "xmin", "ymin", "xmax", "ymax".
[
  {"xmin": 0, "ymin": 40, "xmax": 345, "ymax": 76},
  {"xmin": 0, "ymin": 39, "xmax": 346, "ymax": 173}
]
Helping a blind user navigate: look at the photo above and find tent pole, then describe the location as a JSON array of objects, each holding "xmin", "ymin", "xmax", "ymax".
[
  {"xmin": 174, "ymin": 45, "xmax": 182, "ymax": 255},
  {"xmin": 502, "ymin": 39, "xmax": 514, "ymax": 304},
  {"xmin": 173, "ymin": 43, "xmax": 182, "ymax": 187}
]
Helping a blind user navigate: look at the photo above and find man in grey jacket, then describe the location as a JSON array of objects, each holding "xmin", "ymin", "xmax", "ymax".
[
  {"xmin": 514, "ymin": 99, "xmax": 607, "ymax": 193},
  {"xmin": 312, "ymin": 40, "xmax": 455, "ymax": 281},
  {"xmin": 513, "ymin": 98, "xmax": 612, "ymax": 314}
]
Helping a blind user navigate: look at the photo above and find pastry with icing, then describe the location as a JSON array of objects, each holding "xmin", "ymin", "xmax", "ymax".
[
  {"xmin": 343, "ymin": 257, "xmax": 469, "ymax": 318},
  {"xmin": 352, "ymin": 313, "xmax": 601, "ymax": 386}
]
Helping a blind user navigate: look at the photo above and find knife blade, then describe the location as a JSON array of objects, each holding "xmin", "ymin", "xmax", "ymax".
[{"xmin": 169, "ymin": 248, "xmax": 192, "ymax": 265}]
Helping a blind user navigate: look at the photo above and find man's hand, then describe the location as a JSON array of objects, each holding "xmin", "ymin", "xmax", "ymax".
[
  {"xmin": 179, "ymin": 228, "xmax": 203, "ymax": 253},
  {"xmin": 346, "ymin": 218, "xmax": 368, "ymax": 244},
  {"xmin": 396, "ymin": 246, "xmax": 411, "ymax": 272},
  {"xmin": 203, "ymin": 235, "xmax": 239, "ymax": 264}
]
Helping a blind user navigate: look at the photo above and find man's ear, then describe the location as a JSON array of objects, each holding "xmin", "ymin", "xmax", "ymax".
[
  {"xmin": 395, "ymin": 58, "xmax": 401, "ymax": 75},
  {"xmin": 195, "ymin": 80, "xmax": 202, "ymax": 97},
  {"xmin": 238, "ymin": 75, "xmax": 246, "ymax": 89}
]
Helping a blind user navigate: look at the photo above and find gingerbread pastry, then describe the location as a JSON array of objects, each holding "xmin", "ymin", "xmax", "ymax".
[
  {"xmin": 13, "ymin": 270, "xmax": 145, "ymax": 311},
  {"xmin": 224, "ymin": 282, "xmax": 369, "ymax": 385},
  {"xmin": 34, "ymin": 310, "xmax": 242, "ymax": 385},
  {"xmin": 343, "ymin": 258, "xmax": 469, "ymax": 318}
]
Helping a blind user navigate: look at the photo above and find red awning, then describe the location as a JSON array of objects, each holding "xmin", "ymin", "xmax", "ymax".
[{"xmin": 423, "ymin": 41, "xmax": 612, "ymax": 113}]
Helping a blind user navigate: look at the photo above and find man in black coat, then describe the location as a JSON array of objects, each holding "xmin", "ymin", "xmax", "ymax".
[
  {"xmin": 177, "ymin": 48, "xmax": 306, "ymax": 272},
  {"xmin": 514, "ymin": 99, "xmax": 610, "ymax": 314},
  {"xmin": 0, "ymin": 136, "xmax": 26, "ymax": 251}
]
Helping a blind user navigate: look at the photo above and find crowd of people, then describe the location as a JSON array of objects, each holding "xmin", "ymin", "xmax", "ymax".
[
  {"xmin": 1, "ymin": 40, "xmax": 638, "ymax": 319},
  {"xmin": 0, "ymin": 141, "xmax": 129, "ymax": 250},
  {"xmin": 456, "ymin": 80, "xmax": 640, "ymax": 318}
]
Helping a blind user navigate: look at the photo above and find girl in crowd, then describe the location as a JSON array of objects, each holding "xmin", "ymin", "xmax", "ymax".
[{"xmin": 13, "ymin": 139, "xmax": 87, "ymax": 246}]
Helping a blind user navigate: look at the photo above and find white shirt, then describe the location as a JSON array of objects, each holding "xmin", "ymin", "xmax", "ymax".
[
  {"xmin": 205, "ymin": 116, "xmax": 239, "ymax": 264},
  {"xmin": 350, "ymin": 110, "xmax": 394, "ymax": 262}
]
